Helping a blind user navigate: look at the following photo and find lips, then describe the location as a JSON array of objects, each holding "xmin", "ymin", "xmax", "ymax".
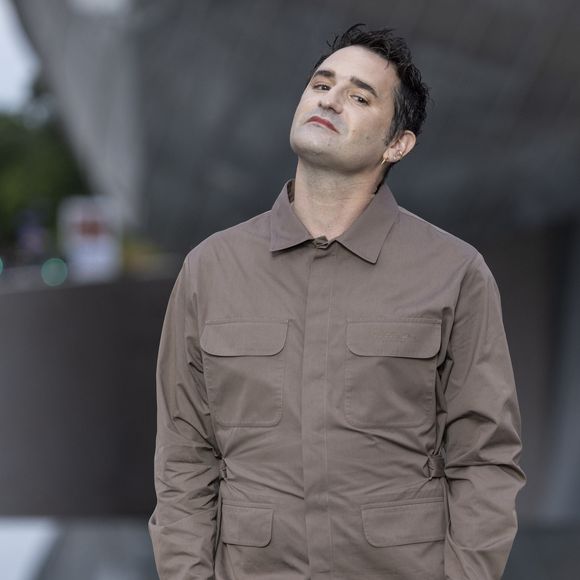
[{"xmin": 307, "ymin": 115, "xmax": 338, "ymax": 133}]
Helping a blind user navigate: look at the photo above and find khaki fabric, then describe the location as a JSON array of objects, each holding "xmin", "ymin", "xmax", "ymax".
[{"xmin": 149, "ymin": 179, "xmax": 526, "ymax": 580}]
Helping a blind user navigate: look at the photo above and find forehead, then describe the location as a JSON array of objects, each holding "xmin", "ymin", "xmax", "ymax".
[{"xmin": 315, "ymin": 45, "xmax": 399, "ymax": 93}]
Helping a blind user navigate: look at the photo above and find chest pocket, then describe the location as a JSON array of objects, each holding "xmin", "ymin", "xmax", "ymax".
[
  {"xmin": 200, "ymin": 319, "xmax": 289, "ymax": 427},
  {"xmin": 344, "ymin": 319, "xmax": 441, "ymax": 428}
]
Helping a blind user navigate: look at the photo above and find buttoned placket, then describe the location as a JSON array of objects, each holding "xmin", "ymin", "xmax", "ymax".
[{"xmin": 300, "ymin": 235, "xmax": 336, "ymax": 578}]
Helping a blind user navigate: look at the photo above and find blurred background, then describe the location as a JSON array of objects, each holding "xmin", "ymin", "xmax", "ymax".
[{"xmin": 0, "ymin": 0, "xmax": 579, "ymax": 578}]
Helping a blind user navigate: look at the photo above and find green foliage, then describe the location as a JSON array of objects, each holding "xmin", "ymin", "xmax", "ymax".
[{"xmin": 0, "ymin": 101, "xmax": 89, "ymax": 249}]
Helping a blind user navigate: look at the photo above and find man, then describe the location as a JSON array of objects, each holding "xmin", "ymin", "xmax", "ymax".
[{"xmin": 149, "ymin": 24, "xmax": 525, "ymax": 580}]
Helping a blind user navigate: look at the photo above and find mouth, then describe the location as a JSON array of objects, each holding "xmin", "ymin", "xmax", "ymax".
[{"xmin": 307, "ymin": 115, "xmax": 339, "ymax": 133}]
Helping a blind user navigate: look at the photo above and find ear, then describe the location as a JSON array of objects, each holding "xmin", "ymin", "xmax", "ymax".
[{"xmin": 381, "ymin": 130, "xmax": 417, "ymax": 164}]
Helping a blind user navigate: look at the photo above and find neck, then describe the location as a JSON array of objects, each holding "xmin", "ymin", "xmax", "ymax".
[{"xmin": 290, "ymin": 160, "xmax": 383, "ymax": 240}]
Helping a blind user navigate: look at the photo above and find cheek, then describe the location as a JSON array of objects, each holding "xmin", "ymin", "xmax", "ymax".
[
  {"xmin": 299, "ymin": 95, "xmax": 318, "ymax": 114},
  {"xmin": 351, "ymin": 122, "xmax": 387, "ymax": 146},
  {"xmin": 291, "ymin": 100, "xmax": 308, "ymax": 125},
  {"xmin": 291, "ymin": 94, "xmax": 322, "ymax": 129},
  {"xmin": 290, "ymin": 100, "xmax": 307, "ymax": 128},
  {"xmin": 367, "ymin": 115, "xmax": 391, "ymax": 143}
]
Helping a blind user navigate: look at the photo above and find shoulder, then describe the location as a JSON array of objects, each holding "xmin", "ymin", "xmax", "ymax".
[
  {"xmin": 395, "ymin": 207, "xmax": 503, "ymax": 316},
  {"xmin": 397, "ymin": 206, "xmax": 477, "ymax": 259},
  {"xmin": 397, "ymin": 207, "xmax": 499, "ymax": 295},
  {"xmin": 396, "ymin": 205, "xmax": 490, "ymax": 275},
  {"xmin": 183, "ymin": 209, "xmax": 272, "ymax": 269}
]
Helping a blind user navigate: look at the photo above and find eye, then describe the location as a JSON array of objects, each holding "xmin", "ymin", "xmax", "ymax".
[
  {"xmin": 312, "ymin": 82, "xmax": 331, "ymax": 91},
  {"xmin": 352, "ymin": 94, "xmax": 369, "ymax": 105}
]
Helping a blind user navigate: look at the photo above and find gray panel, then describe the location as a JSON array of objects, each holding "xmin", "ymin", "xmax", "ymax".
[{"xmin": 0, "ymin": 276, "xmax": 174, "ymax": 515}]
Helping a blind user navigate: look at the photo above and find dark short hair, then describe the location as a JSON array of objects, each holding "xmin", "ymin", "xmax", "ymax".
[{"xmin": 308, "ymin": 24, "xmax": 430, "ymax": 171}]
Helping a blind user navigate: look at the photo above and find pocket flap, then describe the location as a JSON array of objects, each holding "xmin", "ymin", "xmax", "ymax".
[
  {"xmin": 220, "ymin": 503, "xmax": 273, "ymax": 547},
  {"xmin": 201, "ymin": 320, "xmax": 288, "ymax": 356},
  {"xmin": 362, "ymin": 498, "xmax": 446, "ymax": 547},
  {"xmin": 346, "ymin": 320, "xmax": 441, "ymax": 358}
]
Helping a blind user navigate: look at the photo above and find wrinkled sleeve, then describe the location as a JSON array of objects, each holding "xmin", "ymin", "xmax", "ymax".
[
  {"xmin": 442, "ymin": 252, "xmax": 526, "ymax": 579},
  {"xmin": 148, "ymin": 255, "xmax": 220, "ymax": 580}
]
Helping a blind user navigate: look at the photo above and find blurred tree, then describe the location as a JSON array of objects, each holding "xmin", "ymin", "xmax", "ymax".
[{"xmin": 0, "ymin": 73, "xmax": 89, "ymax": 255}]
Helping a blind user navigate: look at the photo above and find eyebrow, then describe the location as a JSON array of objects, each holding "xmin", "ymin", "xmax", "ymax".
[{"xmin": 312, "ymin": 69, "xmax": 379, "ymax": 99}]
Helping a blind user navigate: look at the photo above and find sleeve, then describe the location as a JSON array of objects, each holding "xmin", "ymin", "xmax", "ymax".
[
  {"xmin": 148, "ymin": 255, "xmax": 221, "ymax": 580},
  {"xmin": 441, "ymin": 252, "xmax": 526, "ymax": 580}
]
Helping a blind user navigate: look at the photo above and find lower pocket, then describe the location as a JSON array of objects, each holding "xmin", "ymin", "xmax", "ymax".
[
  {"xmin": 361, "ymin": 496, "xmax": 446, "ymax": 547},
  {"xmin": 218, "ymin": 501, "xmax": 283, "ymax": 579},
  {"xmin": 220, "ymin": 502, "xmax": 274, "ymax": 547}
]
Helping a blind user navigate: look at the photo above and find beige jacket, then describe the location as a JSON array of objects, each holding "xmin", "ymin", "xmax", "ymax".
[{"xmin": 149, "ymin": 179, "xmax": 525, "ymax": 580}]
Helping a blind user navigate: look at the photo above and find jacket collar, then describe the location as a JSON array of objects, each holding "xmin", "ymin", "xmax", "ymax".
[{"xmin": 269, "ymin": 178, "xmax": 400, "ymax": 264}]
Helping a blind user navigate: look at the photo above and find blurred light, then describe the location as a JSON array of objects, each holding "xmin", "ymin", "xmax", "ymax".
[
  {"xmin": 41, "ymin": 258, "xmax": 68, "ymax": 286},
  {"xmin": 0, "ymin": 518, "xmax": 59, "ymax": 580},
  {"xmin": 58, "ymin": 195, "xmax": 122, "ymax": 283},
  {"xmin": 68, "ymin": 0, "xmax": 132, "ymax": 15},
  {"xmin": 0, "ymin": 256, "xmax": 4, "ymax": 275}
]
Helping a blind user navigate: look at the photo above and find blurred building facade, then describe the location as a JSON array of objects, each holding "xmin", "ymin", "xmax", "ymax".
[{"xmin": 4, "ymin": 0, "xmax": 580, "ymax": 534}]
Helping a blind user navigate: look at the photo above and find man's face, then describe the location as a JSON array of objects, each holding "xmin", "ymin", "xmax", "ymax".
[{"xmin": 289, "ymin": 45, "xmax": 399, "ymax": 174}]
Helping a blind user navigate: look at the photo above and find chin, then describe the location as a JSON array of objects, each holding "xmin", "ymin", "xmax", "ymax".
[
  {"xmin": 290, "ymin": 128, "xmax": 333, "ymax": 160},
  {"xmin": 291, "ymin": 142, "xmax": 332, "ymax": 164}
]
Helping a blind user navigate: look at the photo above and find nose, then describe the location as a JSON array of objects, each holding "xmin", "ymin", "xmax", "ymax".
[{"xmin": 319, "ymin": 87, "xmax": 343, "ymax": 114}]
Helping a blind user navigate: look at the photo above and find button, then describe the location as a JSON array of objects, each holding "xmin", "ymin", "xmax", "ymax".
[{"xmin": 312, "ymin": 236, "xmax": 330, "ymax": 249}]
